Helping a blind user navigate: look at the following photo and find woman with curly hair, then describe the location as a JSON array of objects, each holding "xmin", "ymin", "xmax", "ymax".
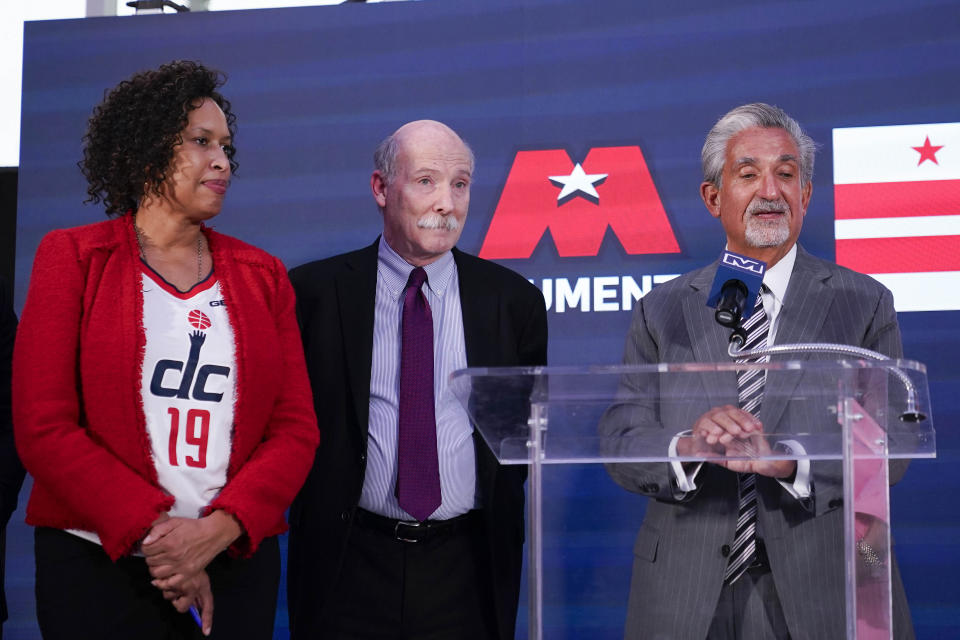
[{"xmin": 13, "ymin": 60, "xmax": 318, "ymax": 639}]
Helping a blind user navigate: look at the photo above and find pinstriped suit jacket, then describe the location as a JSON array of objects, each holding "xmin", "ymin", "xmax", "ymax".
[{"xmin": 602, "ymin": 245, "xmax": 914, "ymax": 640}]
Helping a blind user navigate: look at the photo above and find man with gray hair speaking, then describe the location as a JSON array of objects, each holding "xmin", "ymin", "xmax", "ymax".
[
  {"xmin": 287, "ymin": 120, "xmax": 547, "ymax": 639},
  {"xmin": 602, "ymin": 103, "xmax": 914, "ymax": 639}
]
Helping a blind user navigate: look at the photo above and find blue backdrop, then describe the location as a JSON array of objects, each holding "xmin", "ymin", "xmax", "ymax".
[{"xmin": 10, "ymin": 0, "xmax": 960, "ymax": 637}]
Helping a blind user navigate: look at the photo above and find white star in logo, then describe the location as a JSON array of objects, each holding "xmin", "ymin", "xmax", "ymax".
[{"xmin": 548, "ymin": 163, "xmax": 608, "ymax": 201}]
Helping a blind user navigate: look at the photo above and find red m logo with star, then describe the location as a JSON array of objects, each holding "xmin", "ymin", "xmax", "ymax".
[{"xmin": 479, "ymin": 146, "xmax": 680, "ymax": 259}]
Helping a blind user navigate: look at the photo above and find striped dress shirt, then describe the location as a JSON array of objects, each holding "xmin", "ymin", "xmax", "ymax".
[{"xmin": 359, "ymin": 238, "xmax": 477, "ymax": 520}]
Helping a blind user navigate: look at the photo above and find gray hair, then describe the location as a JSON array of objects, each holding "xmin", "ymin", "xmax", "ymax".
[
  {"xmin": 373, "ymin": 133, "xmax": 402, "ymax": 184},
  {"xmin": 373, "ymin": 127, "xmax": 475, "ymax": 185},
  {"xmin": 701, "ymin": 103, "xmax": 816, "ymax": 188}
]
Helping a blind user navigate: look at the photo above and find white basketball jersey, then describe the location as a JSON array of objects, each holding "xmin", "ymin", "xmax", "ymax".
[{"xmin": 140, "ymin": 267, "xmax": 236, "ymax": 519}]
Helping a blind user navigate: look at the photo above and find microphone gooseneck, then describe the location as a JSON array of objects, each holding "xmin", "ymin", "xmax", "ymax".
[{"xmin": 727, "ymin": 334, "xmax": 926, "ymax": 423}]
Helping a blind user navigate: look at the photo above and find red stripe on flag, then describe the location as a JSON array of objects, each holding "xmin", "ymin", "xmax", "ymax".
[
  {"xmin": 834, "ymin": 179, "xmax": 960, "ymax": 219},
  {"xmin": 836, "ymin": 236, "xmax": 960, "ymax": 273}
]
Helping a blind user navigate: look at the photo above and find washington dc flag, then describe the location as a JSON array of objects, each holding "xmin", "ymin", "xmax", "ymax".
[{"xmin": 833, "ymin": 122, "xmax": 960, "ymax": 312}]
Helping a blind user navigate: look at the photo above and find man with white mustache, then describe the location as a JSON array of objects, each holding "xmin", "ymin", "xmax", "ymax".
[
  {"xmin": 602, "ymin": 103, "xmax": 914, "ymax": 639},
  {"xmin": 417, "ymin": 212, "xmax": 461, "ymax": 232},
  {"xmin": 287, "ymin": 120, "xmax": 547, "ymax": 639}
]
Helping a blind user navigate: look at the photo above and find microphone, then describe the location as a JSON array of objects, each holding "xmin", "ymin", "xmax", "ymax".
[{"xmin": 706, "ymin": 250, "xmax": 767, "ymax": 328}]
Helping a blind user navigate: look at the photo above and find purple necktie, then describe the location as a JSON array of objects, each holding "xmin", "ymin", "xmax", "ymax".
[{"xmin": 396, "ymin": 267, "xmax": 442, "ymax": 521}]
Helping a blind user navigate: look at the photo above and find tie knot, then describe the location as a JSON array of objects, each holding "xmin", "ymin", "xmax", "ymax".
[{"xmin": 406, "ymin": 267, "xmax": 428, "ymax": 291}]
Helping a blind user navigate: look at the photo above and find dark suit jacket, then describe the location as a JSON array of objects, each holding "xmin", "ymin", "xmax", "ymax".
[
  {"xmin": 287, "ymin": 240, "xmax": 547, "ymax": 640},
  {"xmin": 0, "ymin": 277, "xmax": 24, "ymax": 627},
  {"xmin": 601, "ymin": 246, "xmax": 914, "ymax": 640}
]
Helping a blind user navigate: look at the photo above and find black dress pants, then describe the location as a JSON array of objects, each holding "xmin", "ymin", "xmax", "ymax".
[
  {"xmin": 35, "ymin": 527, "xmax": 279, "ymax": 640},
  {"xmin": 318, "ymin": 511, "xmax": 498, "ymax": 640}
]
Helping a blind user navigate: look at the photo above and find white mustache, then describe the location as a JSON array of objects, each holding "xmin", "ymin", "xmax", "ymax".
[
  {"xmin": 745, "ymin": 198, "xmax": 790, "ymax": 217},
  {"xmin": 417, "ymin": 213, "xmax": 460, "ymax": 231}
]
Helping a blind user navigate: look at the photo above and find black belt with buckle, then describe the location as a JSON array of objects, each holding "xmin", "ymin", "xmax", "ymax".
[{"xmin": 352, "ymin": 508, "xmax": 480, "ymax": 543}]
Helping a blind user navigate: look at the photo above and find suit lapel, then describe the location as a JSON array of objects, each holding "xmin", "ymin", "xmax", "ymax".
[
  {"xmin": 452, "ymin": 248, "xmax": 504, "ymax": 504},
  {"xmin": 336, "ymin": 240, "xmax": 379, "ymax": 441},
  {"xmin": 685, "ymin": 263, "xmax": 739, "ymax": 406},
  {"xmin": 761, "ymin": 246, "xmax": 834, "ymax": 432},
  {"xmin": 453, "ymin": 248, "xmax": 497, "ymax": 367}
]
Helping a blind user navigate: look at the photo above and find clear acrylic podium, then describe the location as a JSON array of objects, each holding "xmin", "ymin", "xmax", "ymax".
[{"xmin": 450, "ymin": 359, "xmax": 935, "ymax": 640}]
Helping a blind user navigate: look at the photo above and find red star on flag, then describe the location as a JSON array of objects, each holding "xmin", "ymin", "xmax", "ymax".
[{"xmin": 912, "ymin": 136, "xmax": 943, "ymax": 166}]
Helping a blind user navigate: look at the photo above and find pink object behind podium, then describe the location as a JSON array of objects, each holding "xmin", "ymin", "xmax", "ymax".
[{"xmin": 851, "ymin": 400, "xmax": 893, "ymax": 640}]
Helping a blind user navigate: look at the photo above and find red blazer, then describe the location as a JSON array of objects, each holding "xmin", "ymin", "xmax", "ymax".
[{"xmin": 13, "ymin": 214, "xmax": 318, "ymax": 560}]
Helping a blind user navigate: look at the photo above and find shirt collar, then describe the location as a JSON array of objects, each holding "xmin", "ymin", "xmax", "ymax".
[
  {"xmin": 761, "ymin": 243, "xmax": 797, "ymax": 306},
  {"xmin": 377, "ymin": 236, "xmax": 456, "ymax": 300}
]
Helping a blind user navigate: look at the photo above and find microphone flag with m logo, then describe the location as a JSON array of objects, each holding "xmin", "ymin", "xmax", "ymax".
[{"xmin": 833, "ymin": 122, "xmax": 960, "ymax": 311}]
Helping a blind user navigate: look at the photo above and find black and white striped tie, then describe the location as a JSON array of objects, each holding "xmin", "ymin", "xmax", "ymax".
[{"xmin": 724, "ymin": 290, "xmax": 769, "ymax": 585}]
